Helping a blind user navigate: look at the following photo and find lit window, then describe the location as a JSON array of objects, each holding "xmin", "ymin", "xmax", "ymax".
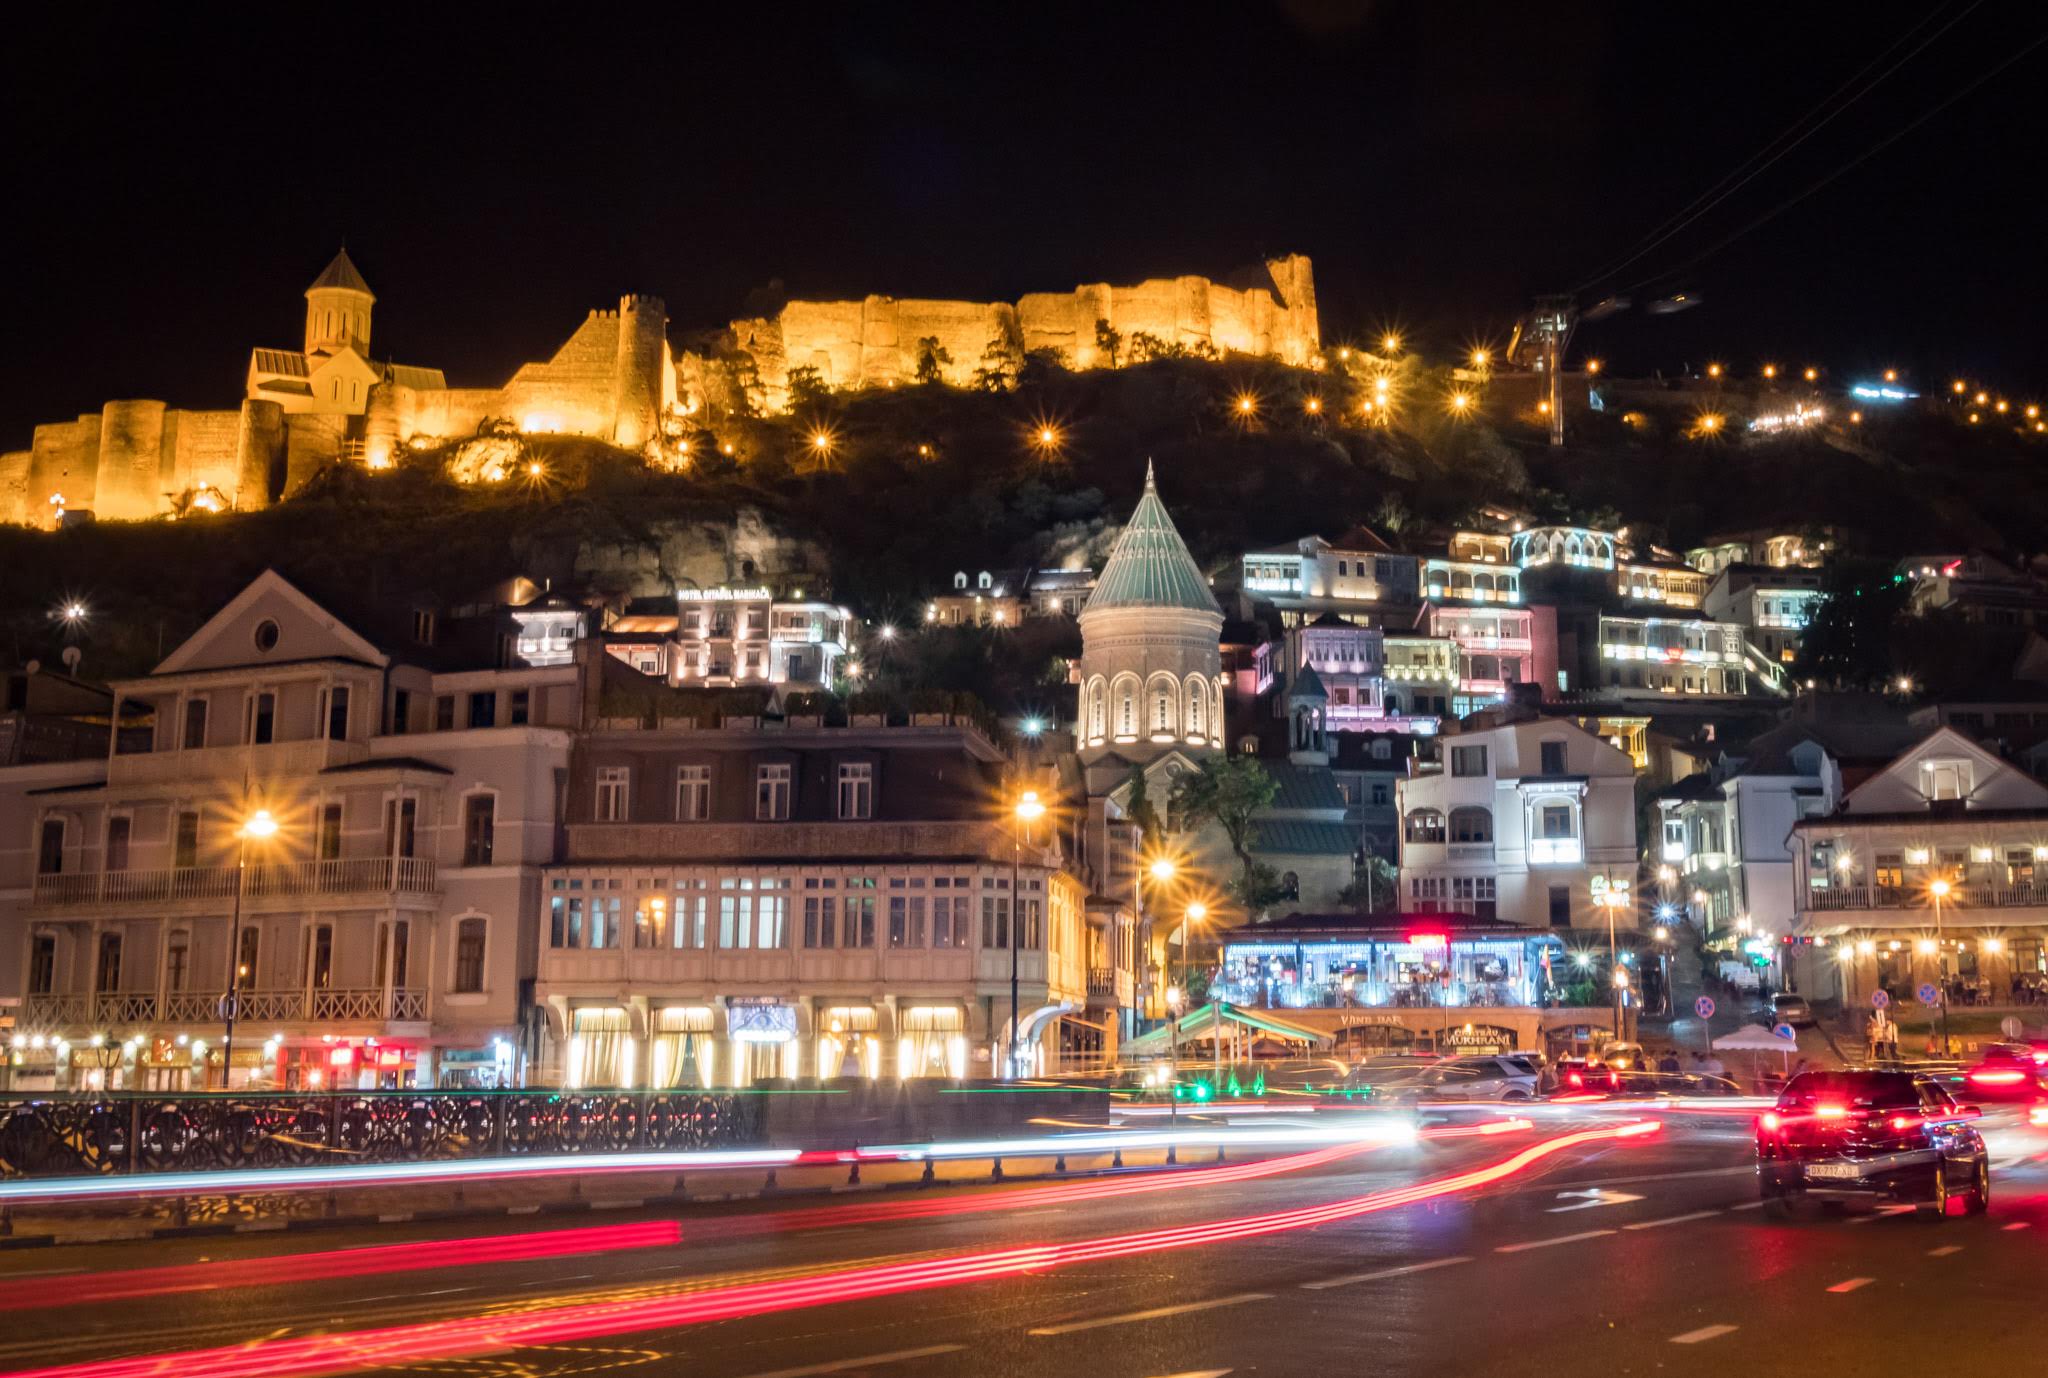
[{"xmin": 595, "ymin": 766, "xmax": 631, "ymax": 822}]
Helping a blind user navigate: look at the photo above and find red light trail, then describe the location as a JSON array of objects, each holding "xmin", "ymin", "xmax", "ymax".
[{"xmin": 0, "ymin": 1120, "xmax": 1647, "ymax": 1378}]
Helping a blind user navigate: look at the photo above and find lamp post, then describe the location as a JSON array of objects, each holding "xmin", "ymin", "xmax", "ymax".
[
  {"xmin": 1930, "ymin": 878, "xmax": 1953, "ymax": 1056},
  {"xmin": 1168, "ymin": 899, "xmax": 1208, "ymax": 1123},
  {"xmin": 1009, "ymin": 789, "xmax": 1046, "ymax": 1079},
  {"xmin": 219, "ymin": 808, "xmax": 278, "ymax": 1091},
  {"xmin": 1594, "ymin": 878, "xmax": 1629, "ymax": 1040}
]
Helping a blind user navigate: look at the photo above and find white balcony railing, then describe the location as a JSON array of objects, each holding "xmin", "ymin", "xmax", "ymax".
[
  {"xmin": 32, "ymin": 857, "xmax": 437, "ymax": 907},
  {"xmin": 20, "ymin": 986, "xmax": 429, "ymax": 1030},
  {"xmin": 1806, "ymin": 884, "xmax": 2048, "ymax": 913},
  {"xmin": 1528, "ymin": 837, "xmax": 1585, "ymax": 866}
]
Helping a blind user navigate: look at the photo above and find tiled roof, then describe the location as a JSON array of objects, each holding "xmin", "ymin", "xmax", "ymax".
[
  {"xmin": 1288, "ymin": 663, "xmax": 1328, "ymax": 702},
  {"xmin": 1263, "ymin": 760, "xmax": 1348, "ymax": 811},
  {"xmin": 251, "ymin": 349, "xmax": 309, "ymax": 377},
  {"xmin": 385, "ymin": 363, "xmax": 447, "ymax": 390},
  {"xmin": 1249, "ymin": 818, "xmax": 1357, "ymax": 855},
  {"xmin": 307, "ymin": 247, "xmax": 373, "ymax": 296},
  {"xmin": 1082, "ymin": 462, "xmax": 1220, "ymax": 616}
]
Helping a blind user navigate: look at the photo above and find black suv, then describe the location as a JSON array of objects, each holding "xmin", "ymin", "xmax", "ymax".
[{"xmin": 1756, "ymin": 1070, "xmax": 1988, "ymax": 1218}]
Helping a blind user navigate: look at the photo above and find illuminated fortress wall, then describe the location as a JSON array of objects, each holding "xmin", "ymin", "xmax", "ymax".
[
  {"xmin": 727, "ymin": 255, "xmax": 1319, "ymax": 410},
  {"xmin": 1, "ymin": 399, "xmax": 286, "ymax": 524}
]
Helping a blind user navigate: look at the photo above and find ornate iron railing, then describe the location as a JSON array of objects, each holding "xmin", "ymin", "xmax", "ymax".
[
  {"xmin": 0, "ymin": 1089, "xmax": 762, "ymax": 1179},
  {"xmin": 23, "ymin": 987, "xmax": 430, "ymax": 1030}
]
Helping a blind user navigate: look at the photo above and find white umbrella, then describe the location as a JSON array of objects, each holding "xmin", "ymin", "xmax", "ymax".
[{"xmin": 1712, "ymin": 1024, "xmax": 1798, "ymax": 1051}]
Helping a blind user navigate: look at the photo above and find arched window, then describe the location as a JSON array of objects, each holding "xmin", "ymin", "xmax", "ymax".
[
  {"xmin": 1086, "ymin": 678, "xmax": 1107, "ymax": 740},
  {"xmin": 1113, "ymin": 676, "xmax": 1138, "ymax": 737},
  {"xmin": 954, "ymin": 572, "xmax": 968, "ymax": 590},
  {"xmin": 1449, "ymin": 807, "xmax": 1493, "ymax": 844},
  {"xmin": 1184, "ymin": 676, "xmax": 1206, "ymax": 739},
  {"xmin": 453, "ymin": 917, "xmax": 488, "ymax": 993},
  {"xmin": 1405, "ymin": 809, "xmax": 1446, "ymax": 843},
  {"xmin": 978, "ymin": 571, "xmax": 993, "ymax": 589}
]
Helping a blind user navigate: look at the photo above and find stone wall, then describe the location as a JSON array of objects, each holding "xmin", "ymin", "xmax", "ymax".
[
  {"xmin": 721, "ymin": 255, "xmax": 1320, "ymax": 410},
  {"xmin": 2, "ymin": 399, "xmax": 284, "ymax": 525}
]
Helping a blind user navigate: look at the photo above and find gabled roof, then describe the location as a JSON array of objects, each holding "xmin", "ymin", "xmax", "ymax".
[
  {"xmin": 306, "ymin": 247, "xmax": 374, "ymax": 298},
  {"xmin": 152, "ymin": 570, "xmax": 388, "ymax": 677},
  {"xmin": 1082, "ymin": 462, "xmax": 1220, "ymax": 617},
  {"xmin": 250, "ymin": 349, "xmax": 309, "ymax": 377},
  {"xmin": 1287, "ymin": 663, "xmax": 1328, "ymax": 702}
]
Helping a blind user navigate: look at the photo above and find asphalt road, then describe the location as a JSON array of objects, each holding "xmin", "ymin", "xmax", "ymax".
[{"xmin": 2, "ymin": 1106, "xmax": 2044, "ymax": 1378}]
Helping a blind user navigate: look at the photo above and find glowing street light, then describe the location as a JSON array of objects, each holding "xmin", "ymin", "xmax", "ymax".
[
  {"xmin": 1883, "ymin": 369, "xmax": 1899, "ymax": 384},
  {"xmin": 1381, "ymin": 333, "xmax": 1401, "ymax": 353},
  {"xmin": 1150, "ymin": 856, "xmax": 1179, "ymax": 883},
  {"xmin": 1803, "ymin": 367, "xmax": 1819, "ymax": 383},
  {"xmin": 809, "ymin": 430, "xmax": 833, "ymax": 455},
  {"xmin": 220, "ymin": 807, "xmax": 281, "ymax": 1089},
  {"xmin": 1006, "ymin": 788, "xmax": 1049, "ymax": 1079},
  {"xmin": 1585, "ymin": 358, "xmax": 1603, "ymax": 376},
  {"xmin": 1234, "ymin": 392, "xmax": 1258, "ymax": 417},
  {"xmin": 1448, "ymin": 392, "xmax": 1472, "ymax": 414},
  {"xmin": 1470, "ymin": 348, "xmax": 1490, "ymax": 368},
  {"xmin": 1706, "ymin": 362, "xmax": 1723, "ymax": 379},
  {"xmin": 877, "ymin": 624, "xmax": 897, "ymax": 641},
  {"xmin": 1763, "ymin": 364, "xmax": 1779, "ymax": 380},
  {"xmin": 1304, "ymin": 396, "xmax": 1322, "ymax": 415}
]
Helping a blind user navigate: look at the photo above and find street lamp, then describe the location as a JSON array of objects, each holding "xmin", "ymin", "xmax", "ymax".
[
  {"xmin": 1008, "ymin": 789, "xmax": 1047, "ymax": 1079},
  {"xmin": 1929, "ymin": 878, "xmax": 1953, "ymax": 1055},
  {"xmin": 1169, "ymin": 899, "xmax": 1209, "ymax": 1125},
  {"xmin": 219, "ymin": 808, "xmax": 279, "ymax": 1091}
]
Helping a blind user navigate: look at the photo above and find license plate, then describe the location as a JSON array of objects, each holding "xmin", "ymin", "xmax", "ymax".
[{"xmin": 1805, "ymin": 1162, "xmax": 1862, "ymax": 1180}]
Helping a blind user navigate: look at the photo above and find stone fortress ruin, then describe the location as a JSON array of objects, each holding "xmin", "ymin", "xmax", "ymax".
[{"xmin": 0, "ymin": 251, "xmax": 1318, "ymax": 527}]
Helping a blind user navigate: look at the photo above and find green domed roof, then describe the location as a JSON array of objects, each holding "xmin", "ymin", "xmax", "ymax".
[{"xmin": 1083, "ymin": 462, "xmax": 1220, "ymax": 617}]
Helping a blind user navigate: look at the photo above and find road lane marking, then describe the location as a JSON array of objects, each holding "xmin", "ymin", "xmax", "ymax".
[
  {"xmin": 1670, "ymin": 1324, "xmax": 1739, "ymax": 1345},
  {"xmin": 1826, "ymin": 1278, "xmax": 1875, "ymax": 1293},
  {"xmin": 1495, "ymin": 1229, "xmax": 1614, "ymax": 1253},
  {"xmin": 1549, "ymin": 1188, "xmax": 1646, "ymax": 1213},
  {"xmin": 735, "ymin": 1344, "xmax": 967, "ymax": 1378},
  {"xmin": 1928, "ymin": 1245, "xmax": 1963, "ymax": 1257},
  {"xmin": 2003, "ymin": 1222, "xmax": 2030, "ymax": 1231},
  {"xmin": 1624, "ymin": 1210, "xmax": 1722, "ymax": 1230},
  {"xmin": 1848, "ymin": 1206, "xmax": 1915, "ymax": 1225},
  {"xmin": 1029, "ymin": 1294, "xmax": 1271, "ymax": 1336},
  {"xmin": 1730, "ymin": 1201, "xmax": 1765, "ymax": 1211},
  {"xmin": 1300, "ymin": 1256, "xmax": 1472, "ymax": 1290}
]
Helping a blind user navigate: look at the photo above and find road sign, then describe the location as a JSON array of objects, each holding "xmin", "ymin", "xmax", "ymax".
[
  {"xmin": 1773, "ymin": 1023, "xmax": 1797, "ymax": 1042},
  {"xmin": 1695, "ymin": 995, "xmax": 1716, "ymax": 1020},
  {"xmin": 1871, "ymin": 989, "xmax": 1889, "ymax": 1009},
  {"xmin": 2003, "ymin": 1016, "xmax": 2025, "ymax": 1039},
  {"xmin": 1917, "ymin": 982, "xmax": 1941, "ymax": 1006},
  {"xmin": 215, "ymin": 992, "xmax": 240, "ymax": 1022}
]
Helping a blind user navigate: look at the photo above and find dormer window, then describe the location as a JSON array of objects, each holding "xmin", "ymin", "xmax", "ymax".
[{"xmin": 1920, "ymin": 758, "xmax": 1972, "ymax": 802}]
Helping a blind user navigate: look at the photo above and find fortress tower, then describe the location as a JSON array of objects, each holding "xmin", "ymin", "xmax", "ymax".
[
  {"xmin": 303, "ymin": 248, "xmax": 374, "ymax": 357},
  {"xmin": 1077, "ymin": 462, "xmax": 1225, "ymax": 775},
  {"xmin": 610, "ymin": 294, "xmax": 668, "ymax": 450}
]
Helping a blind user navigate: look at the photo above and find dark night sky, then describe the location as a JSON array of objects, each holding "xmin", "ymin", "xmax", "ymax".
[{"xmin": 6, "ymin": 1, "xmax": 2047, "ymax": 443}]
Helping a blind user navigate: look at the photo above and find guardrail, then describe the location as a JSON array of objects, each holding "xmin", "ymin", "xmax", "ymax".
[
  {"xmin": 1806, "ymin": 883, "xmax": 2048, "ymax": 912},
  {"xmin": 33, "ymin": 857, "xmax": 438, "ymax": 906},
  {"xmin": 0, "ymin": 1089, "xmax": 761, "ymax": 1179}
]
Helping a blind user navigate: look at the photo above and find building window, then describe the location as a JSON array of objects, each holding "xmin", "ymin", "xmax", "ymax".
[
  {"xmin": 392, "ymin": 688, "xmax": 411, "ymax": 733},
  {"xmin": 28, "ymin": 935, "xmax": 55, "ymax": 995},
  {"xmin": 836, "ymin": 762, "xmax": 873, "ymax": 819},
  {"xmin": 165, "ymin": 936, "xmax": 189, "ymax": 991},
  {"xmin": 468, "ymin": 692, "xmax": 496, "ymax": 729},
  {"xmin": 325, "ymin": 685, "xmax": 350, "ymax": 741},
  {"xmin": 95, "ymin": 933, "xmax": 122, "ymax": 993},
  {"xmin": 757, "ymin": 764, "xmax": 792, "ymax": 820},
  {"xmin": 1920, "ymin": 759, "xmax": 1971, "ymax": 801},
  {"xmin": 317, "ymin": 802, "xmax": 342, "ymax": 861},
  {"xmin": 36, "ymin": 818, "xmax": 64, "ymax": 875},
  {"xmin": 596, "ymin": 767, "xmax": 631, "ymax": 822},
  {"xmin": 1404, "ymin": 809, "xmax": 1446, "ymax": 844},
  {"xmin": 1548, "ymin": 885, "xmax": 1573, "ymax": 928},
  {"xmin": 462, "ymin": 794, "xmax": 496, "ymax": 866},
  {"xmin": 1540, "ymin": 740, "xmax": 1568, "ymax": 775},
  {"xmin": 235, "ymin": 925, "xmax": 260, "ymax": 988},
  {"xmin": 182, "ymin": 697, "xmax": 208, "ymax": 750},
  {"xmin": 1370, "ymin": 782, "xmax": 1390, "ymax": 806},
  {"xmin": 1449, "ymin": 807, "xmax": 1493, "ymax": 843},
  {"xmin": 983, "ymin": 894, "xmax": 1011, "ymax": 949},
  {"xmin": 889, "ymin": 895, "xmax": 928, "ymax": 947},
  {"xmin": 174, "ymin": 811, "xmax": 199, "ymax": 868},
  {"xmin": 676, "ymin": 765, "xmax": 710, "ymax": 821},
  {"xmin": 105, "ymin": 815, "xmax": 131, "ymax": 872},
  {"xmin": 1540, "ymin": 805, "xmax": 1576, "ymax": 839},
  {"xmin": 1450, "ymin": 744, "xmax": 1488, "ymax": 777},
  {"xmin": 248, "ymin": 690, "xmax": 276, "ymax": 745},
  {"xmin": 309, "ymin": 923, "xmax": 333, "ymax": 988},
  {"xmin": 413, "ymin": 610, "xmax": 436, "ymax": 645},
  {"xmin": 384, "ymin": 797, "xmax": 417, "ymax": 858},
  {"xmin": 1874, "ymin": 851, "xmax": 1904, "ymax": 888},
  {"xmin": 804, "ymin": 895, "xmax": 839, "ymax": 947},
  {"xmin": 509, "ymin": 689, "xmax": 531, "ymax": 725},
  {"xmin": 453, "ymin": 918, "xmax": 487, "ymax": 993},
  {"xmin": 847, "ymin": 889, "xmax": 876, "ymax": 947},
  {"xmin": 435, "ymin": 695, "xmax": 455, "ymax": 731}
]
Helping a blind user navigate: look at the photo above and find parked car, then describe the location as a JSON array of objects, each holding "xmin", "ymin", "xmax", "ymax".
[
  {"xmin": 1550, "ymin": 1058, "xmax": 1622, "ymax": 1096},
  {"xmin": 1770, "ymin": 993, "xmax": 1815, "ymax": 1027},
  {"xmin": 1756, "ymin": 1069, "xmax": 1988, "ymax": 1218},
  {"xmin": 1358, "ymin": 1055, "xmax": 1540, "ymax": 1103}
]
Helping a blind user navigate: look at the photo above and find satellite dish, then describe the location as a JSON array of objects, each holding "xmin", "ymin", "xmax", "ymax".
[
  {"xmin": 23, "ymin": 660, "xmax": 40, "ymax": 676},
  {"xmin": 61, "ymin": 646, "xmax": 82, "ymax": 672}
]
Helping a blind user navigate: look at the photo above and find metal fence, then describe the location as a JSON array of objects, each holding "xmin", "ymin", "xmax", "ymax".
[{"xmin": 0, "ymin": 1089, "xmax": 762, "ymax": 1179}]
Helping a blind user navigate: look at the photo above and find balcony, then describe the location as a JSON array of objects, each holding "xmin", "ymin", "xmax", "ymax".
[
  {"xmin": 1528, "ymin": 837, "xmax": 1585, "ymax": 866},
  {"xmin": 19, "ymin": 986, "xmax": 428, "ymax": 1030},
  {"xmin": 33, "ymin": 857, "xmax": 438, "ymax": 910},
  {"xmin": 1447, "ymin": 842, "xmax": 1496, "ymax": 862},
  {"xmin": 108, "ymin": 738, "xmax": 369, "ymax": 786},
  {"xmin": 1805, "ymin": 884, "xmax": 2048, "ymax": 913}
]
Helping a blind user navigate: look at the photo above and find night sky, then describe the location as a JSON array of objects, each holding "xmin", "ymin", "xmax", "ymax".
[{"xmin": 6, "ymin": 2, "xmax": 2046, "ymax": 443}]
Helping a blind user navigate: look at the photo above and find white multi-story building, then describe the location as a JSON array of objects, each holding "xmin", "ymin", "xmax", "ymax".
[
  {"xmin": 2, "ymin": 571, "xmax": 573, "ymax": 1091},
  {"xmin": 535, "ymin": 713, "xmax": 1121, "ymax": 1085},
  {"xmin": 1251, "ymin": 617, "xmax": 1448, "ymax": 735},
  {"xmin": 1789, "ymin": 727, "xmax": 2048, "ymax": 1005},
  {"xmin": 1426, "ymin": 604, "xmax": 1561, "ymax": 715},
  {"xmin": 600, "ymin": 587, "xmax": 851, "ymax": 696},
  {"xmin": 1240, "ymin": 532, "xmax": 1420, "ymax": 627},
  {"xmin": 1596, "ymin": 614, "xmax": 1781, "ymax": 698},
  {"xmin": 1397, "ymin": 713, "xmax": 1638, "ymax": 929},
  {"xmin": 1704, "ymin": 563, "xmax": 1826, "ymax": 666}
]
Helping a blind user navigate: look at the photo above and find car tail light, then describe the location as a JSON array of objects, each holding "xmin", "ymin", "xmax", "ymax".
[
  {"xmin": 2030, "ymin": 1105, "xmax": 2048, "ymax": 1127},
  {"xmin": 1814, "ymin": 1103, "xmax": 1849, "ymax": 1120},
  {"xmin": 1888, "ymin": 1114, "xmax": 1919, "ymax": 1131},
  {"xmin": 1568, "ymin": 1071, "xmax": 1584, "ymax": 1087},
  {"xmin": 1759, "ymin": 1112, "xmax": 1782, "ymax": 1134},
  {"xmin": 1969, "ymin": 1069, "xmax": 2027, "ymax": 1085}
]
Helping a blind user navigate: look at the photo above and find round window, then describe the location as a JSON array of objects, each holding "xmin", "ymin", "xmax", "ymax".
[{"xmin": 253, "ymin": 619, "xmax": 280, "ymax": 652}]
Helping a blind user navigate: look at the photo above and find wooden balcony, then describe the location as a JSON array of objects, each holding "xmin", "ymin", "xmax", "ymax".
[{"xmin": 19, "ymin": 986, "xmax": 428, "ymax": 1031}]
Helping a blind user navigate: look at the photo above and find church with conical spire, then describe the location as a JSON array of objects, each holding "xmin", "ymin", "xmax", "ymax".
[{"xmin": 1076, "ymin": 461, "xmax": 1225, "ymax": 786}]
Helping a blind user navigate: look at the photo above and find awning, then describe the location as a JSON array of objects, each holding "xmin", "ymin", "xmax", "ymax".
[{"xmin": 1122, "ymin": 1003, "xmax": 1332, "ymax": 1057}]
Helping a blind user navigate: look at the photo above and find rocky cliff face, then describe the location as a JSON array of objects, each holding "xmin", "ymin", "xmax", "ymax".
[{"xmin": 564, "ymin": 506, "xmax": 830, "ymax": 599}]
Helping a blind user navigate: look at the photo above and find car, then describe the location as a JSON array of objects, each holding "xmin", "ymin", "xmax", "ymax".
[
  {"xmin": 1599, "ymin": 1042, "xmax": 1650, "ymax": 1071},
  {"xmin": 1550, "ymin": 1058, "xmax": 1622, "ymax": 1096},
  {"xmin": 1770, "ymin": 993, "xmax": 1815, "ymax": 1027},
  {"xmin": 1756, "ymin": 1069, "xmax": 1988, "ymax": 1218},
  {"xmin": 1962, "ymin": 1046, "xmax": 2048, "ymax": 1103},
  {"xmin": 1357, "ymin": 1055, "xmax": 1540, "ymax": 1103}
]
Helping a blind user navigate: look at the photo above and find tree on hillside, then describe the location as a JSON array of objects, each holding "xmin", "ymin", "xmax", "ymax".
[
  {"xmin": 1093, "ymin": 318, "xmax": 1123, "ymax": 369},
  {"xmin": 971, "ymin": 337, "xmax": 1019, "ymax": 392},
  {"xmin": 914, "ymin": 337, "xmax": 953, "ymax": 386},
  {"xmin": 786, "ymin": 365, "xmax": 831, "ymax": 409},
  {"xmin": 1170, "ymin": 754, "xmax": 1279, "ymax": 886}
]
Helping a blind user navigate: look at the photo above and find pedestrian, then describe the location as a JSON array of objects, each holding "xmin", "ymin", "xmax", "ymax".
[{"xmin": 1656, "ymin": 1049, "xmax": 1680, "ymax": 1074}]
